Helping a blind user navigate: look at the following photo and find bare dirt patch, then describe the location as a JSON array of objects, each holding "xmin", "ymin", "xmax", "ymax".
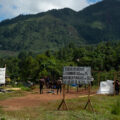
[{"xmin": 0, "ymin": 88, "xmax": 96, "ymax": 111}]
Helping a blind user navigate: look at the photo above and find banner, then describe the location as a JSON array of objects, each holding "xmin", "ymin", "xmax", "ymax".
[
  {"xmin": 0, "ymin": 68, "xmax": 6, "ymax": 84},
  {"xmin": 63, "ymin": 66, "xmax": 92, "ymax": 85}
]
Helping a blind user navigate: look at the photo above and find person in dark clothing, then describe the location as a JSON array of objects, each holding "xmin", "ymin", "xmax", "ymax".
[
  {"xmin": 45, "ymin": 77, "xmax": 50, "ymax": 88},
  {"xmin": 39, "ymin": 79, "xmax": 45, "ymax": 94},
  {"xmin": 49, "ymin": 81, "xmax": 52, "ymax": 89},
  {"xmin": 115, "ymin": 80, "xmax": 119, "ymax": 95},
  {"xmin": 56, "ymin": 78, "xmax": 62, "ymax": 94}
]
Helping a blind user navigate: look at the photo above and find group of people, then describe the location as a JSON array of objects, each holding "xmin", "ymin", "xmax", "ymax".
[
  {"xmin": 39, "ymin": 77, "xmax": 120, "ymax": 95},
  {"xmin": 39, "ymin": 77, "xmax": 62, "ymax": 94}
]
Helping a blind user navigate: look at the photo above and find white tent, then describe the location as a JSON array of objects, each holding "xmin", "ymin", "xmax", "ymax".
[{"xmin": 97, "ymin": 80, "xmax": 114, "ymax": 95}]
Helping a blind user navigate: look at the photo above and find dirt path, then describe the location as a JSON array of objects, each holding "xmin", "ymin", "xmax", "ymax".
[{"xmin": 0, "ymin": 89, "xmax": 96, "ymax": 111}]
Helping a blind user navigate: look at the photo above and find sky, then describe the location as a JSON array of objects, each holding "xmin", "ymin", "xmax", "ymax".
[{"xmin": 0, "ymin": 0, "xmax": 102, "ymax": 22}]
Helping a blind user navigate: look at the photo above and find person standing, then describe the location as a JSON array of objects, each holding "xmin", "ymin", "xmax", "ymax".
[
  {"xmin": 39, "ymin": 78, "xmax": 45, "ymax": 94},
  {"xmin": 45, "ymin": 77, "xmax": 50, "ymax": 88},
  {"xmin": 115, "ymin": 80, "xmax": 119, "ymax": 95},
  {"xmin": 56, "ymin": 77, "xmax": 62, "ymax": 94}
]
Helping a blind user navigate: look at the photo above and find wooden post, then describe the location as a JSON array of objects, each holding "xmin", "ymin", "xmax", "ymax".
[
  {"xmin": 67, "ymin": 85, "xmax": 69, "ymax": 93},
  {"xmin": 77, "ymin": 85, "xmax": 79, "ymax": 92},
  {"xmin": 114, "ymin": 72, "xmax": 116, "ymax": 96},
  {"xmin": 58, "ymin": 84, "xmax": 68, "ymax": 110},
  {"xmin": 98, "ymin": 72, "xmax": 100, "ymax": 87},
  {"xmin": 63, "ymin": 84, "xmax": 65, "ymax": 100},
  {"xmin": 84, "ymin": 83, "xmax": 94, "ymax": 112}
]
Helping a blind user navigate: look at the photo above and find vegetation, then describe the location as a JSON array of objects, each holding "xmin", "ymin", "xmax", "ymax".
[
  {"xmin": 0, "ymin": 1, "xmax": 120, "ymax": 120},
  {"xmin": 0, "ymin": 91, "xmax": 24, "ymax": 101},
  {"xmin": 0, "ymin": 94, "xmax": 120, "ymax": 120},
  {"xmin": 0, "ymin": 0, "xmax": 120, "ymax": 54},
  {"xmin": 0, "ymin": 41, "xmax": 119, "ymax": 85},
  {"xmin": 111, "ymin": 98, "xmax": 120, "ymax": 115}
]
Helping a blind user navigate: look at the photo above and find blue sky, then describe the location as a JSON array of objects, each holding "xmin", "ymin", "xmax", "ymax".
[{"xmin": 0, "ymin": 0, "xmax": 102, "ymax": 22}]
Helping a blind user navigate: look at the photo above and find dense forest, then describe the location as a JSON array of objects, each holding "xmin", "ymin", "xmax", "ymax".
[{"xmin": 0, "ymin": 41, "xmax": 119, "ymax": 85}]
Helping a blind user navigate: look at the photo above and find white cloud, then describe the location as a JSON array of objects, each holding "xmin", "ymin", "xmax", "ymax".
[{"xmin": 0, "ymin": 0, "xmax": 101, "ymax": 20}]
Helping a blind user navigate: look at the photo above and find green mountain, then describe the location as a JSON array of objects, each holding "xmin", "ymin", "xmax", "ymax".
[
  {"xmin": 76, "ymin": 0, "xmax": 120, "ymax": 43},
  {"xmin": 0, "ymin": 12, "xmax": 83, "ymax": 53},
  {"xmin": 0, "ymin": 0, "xmax": 120, "ymax": 54}
]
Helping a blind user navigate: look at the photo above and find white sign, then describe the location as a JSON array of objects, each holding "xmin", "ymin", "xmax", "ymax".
[
  {"xmin": 63, "ymin": 66, "xmax": 92, "ymax": 85},
  {"xmin": 0, "ymin": 68, "xmax": 6, "ymax": 84}
]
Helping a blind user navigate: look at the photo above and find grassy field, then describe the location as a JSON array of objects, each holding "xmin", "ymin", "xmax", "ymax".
[{"xmin": 0, "ymin": 90, "xmax": 120, "ymax": 120}]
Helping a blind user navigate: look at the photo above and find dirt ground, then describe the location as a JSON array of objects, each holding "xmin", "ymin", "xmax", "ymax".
[{"xmin": 0, "ymin": 88, "xmax": 96, "ymax": 111}]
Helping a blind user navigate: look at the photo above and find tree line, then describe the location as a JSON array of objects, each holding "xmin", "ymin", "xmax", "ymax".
[{"xmin": 0, "ymin": 41, "xmax": 120, "ymax": 85}]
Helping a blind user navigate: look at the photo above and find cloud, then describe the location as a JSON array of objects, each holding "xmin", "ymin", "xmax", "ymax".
[{"xmin": 0, "ymin": 0, "xmax": 102, "ymax": 21}]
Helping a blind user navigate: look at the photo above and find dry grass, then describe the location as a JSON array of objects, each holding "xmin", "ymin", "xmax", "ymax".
[{"xmin": 0, "ymin": 90, "xmax": 120, "ymax": 120}]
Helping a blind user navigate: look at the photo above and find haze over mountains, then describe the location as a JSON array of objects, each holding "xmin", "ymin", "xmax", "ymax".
[{"xmin": 0, "ymin": 0, "xmax": 120, "ymax": 53}]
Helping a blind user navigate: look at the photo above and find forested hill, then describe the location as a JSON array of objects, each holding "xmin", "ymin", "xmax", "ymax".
[{"xmin": 0, "ymin": 0, "xmax": 120, "ymax": 54}]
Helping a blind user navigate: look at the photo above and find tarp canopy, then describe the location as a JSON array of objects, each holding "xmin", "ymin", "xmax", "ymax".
[{"xmin": 97, "ymin": 80, "xmax": 114, "ymax": 95}]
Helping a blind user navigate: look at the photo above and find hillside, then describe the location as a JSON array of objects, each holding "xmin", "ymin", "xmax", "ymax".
[
  {"xmin": 0, "ymin": 0, "xmax": 120, "ymax": 54},
  {"xmin": 0, "ymin": 12, "xmax": 84, "ymax": 53},
  {"xmin": 76, "ymin": 0, "xmax": 120, "ymax": 43}
]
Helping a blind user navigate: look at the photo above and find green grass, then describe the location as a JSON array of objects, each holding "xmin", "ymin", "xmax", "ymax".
[
  {"xmin": 0, "ymin": 92, "xmax": 120, "ymax": 120},
  {"xmin": 0, "ymin": 91, "xmax": 24, "ymax": 101},
  {"xmin": 111, "ymin": 98, "xmax": 120, "ymax": 115}
]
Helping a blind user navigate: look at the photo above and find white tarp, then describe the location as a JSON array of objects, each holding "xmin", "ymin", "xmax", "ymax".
[
  {"xmin": 0, "ymin": 68, "xmax": 6, "ymax": 84},
  {"xmin": 97, "ymin": 80, "xmax": 114, "ymax": 94}
]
